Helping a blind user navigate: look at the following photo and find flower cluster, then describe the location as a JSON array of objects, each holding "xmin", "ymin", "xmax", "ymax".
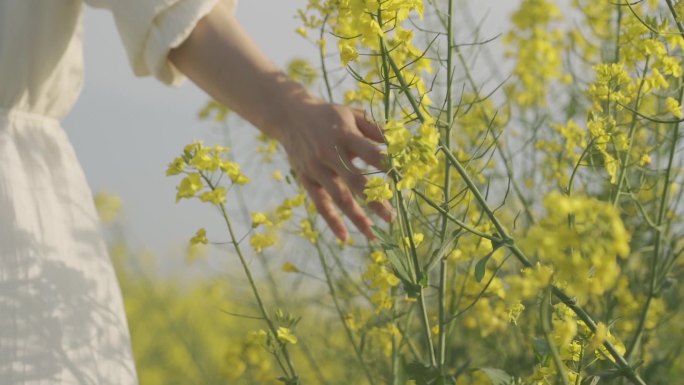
[
  {"xmin": 384, "ymin": 119, "xmax": 440, "ymax": 190},
  {"xmin": 522, "ymin": 192, "xmax": 630, "ymax": 303},
  {"xmin": 362, "ymin": 250, "xmax": 400, "ymax": 312},
  {"xmin": 505, "ymin": 0, "xmax": 567, "ymax": 108},
  {"xmin": 167, "ymin": 141, "xmax": 249, "ymax": 204}
]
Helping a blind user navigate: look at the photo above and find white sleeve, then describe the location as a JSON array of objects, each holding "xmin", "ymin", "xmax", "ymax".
[{"xmin": 85, "ymin": 0, "xmax": 237, "ymax": 86}]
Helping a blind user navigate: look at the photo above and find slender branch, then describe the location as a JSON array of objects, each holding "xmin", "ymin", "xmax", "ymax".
[
  {"xmin": 205, "ymin": 176, "xmax": 299, "ymax": 381},
  {"xmin": 626, "ymin": 86, "xmax": 683, "ymax": 361},
  {"xmin": 438, "ymin": 0, "xmax": 455, "ymax": 372}
]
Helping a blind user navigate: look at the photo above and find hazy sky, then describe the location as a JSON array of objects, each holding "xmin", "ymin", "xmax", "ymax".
[{"xmin": 62, "ymin": 0, "xmax": 517, "ymax": 260}]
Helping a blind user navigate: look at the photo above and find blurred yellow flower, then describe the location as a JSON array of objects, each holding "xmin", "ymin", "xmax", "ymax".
[
  {"xmin": 94, "ymin": 191, "xmax": 122, "ymax": 224},
  {"xmin": 250, "ymin": 233, "xmax": 275, "ymax": 253},
  {"xmin": 199, "ymin": 187, "xmax": 226, "ymax": 205},
  {"xmin": 665, "ymin": 96, "xmax": 683, "ymax": 118},
  {"xmin": 176, "ymin": 173, "xmax": 203, "ymax": 202},
  {"xmin": 276, "ymin": 327, "xmax": 297, "ymax": 345},
  {"xmin": 281, "ymin": 262, "xmax": 300, "ymax": 273},
  {"xmin": 251, "ymin": 212, "xmax": 272, "ymax": 228},
  {"xmin": 190, "ymin": 228, "xmax": 208, "ymax": 245},
  {"xmin": 364, "ymin": 176, "xmax": 393, "ymax": 203}
]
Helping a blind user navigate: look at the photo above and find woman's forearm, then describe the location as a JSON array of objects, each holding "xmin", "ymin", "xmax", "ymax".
[
  {"xmin": 168, "ymin": 0, "xmax": 393, "ymax": 240},
  {"xmin": 168, "ymin": 0, "xmax": 309, "ymax": 141}
]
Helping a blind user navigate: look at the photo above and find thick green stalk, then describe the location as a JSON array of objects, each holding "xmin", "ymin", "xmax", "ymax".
[
  {"xmin": 395, "ymin": 187, "xmax": 438, "ymax": 367},
  {"xmin": 438, "ymin": 0, "xmax": 455, "ymax": 372},
  {"xmin": 377, "ymin": 11, "xmax": 436, "ymax": 367},
  {"xmin": 541, "ymin": 289, "xmax": 571, "ymax": 385}
]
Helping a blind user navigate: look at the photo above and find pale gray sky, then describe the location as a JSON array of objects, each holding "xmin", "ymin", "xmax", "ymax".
[{"xmin": 62, "ymin": 1, "xmax": 517, "ymax": 260}]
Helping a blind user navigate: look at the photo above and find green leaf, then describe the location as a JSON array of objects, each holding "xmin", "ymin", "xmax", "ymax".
[
  {"xmin": 405, "ymin": 362, "xmax": 439, "ymax": 385},
  {"xmin": 387, "ymin": 248, "xmax": 413, "ymax": 284},
  {"xmin": 479, "ymin": 368, "xmax": 514, "ymax": 385},
  {"xmin": 424, "ymin": 230, "xmax": 462, "ymax": 273},
  {"xmin": 474, "ymin": 253, "xmax": 491, "ymax": 283},
  {"xmin": 371, "ymin": 225, "xmax": 399, "ymax": 250},
  {"xmin": 418, "ymin": 272, "xmax": 429, "ymax": 288},
  {"xmin": 403, "ymin": 281, "xmax": 422, "ymax": 298}
]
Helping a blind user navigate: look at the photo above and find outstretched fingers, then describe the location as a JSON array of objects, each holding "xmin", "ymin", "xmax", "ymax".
[
  {"xmin": 311, "ymin": 166, "xmax": 374, "ymax": 240},
  {"xmin": 346, "ymin": 135, "xmax": 387, "ymax": 171},
  {"xmin": 352, "ymin": 108, "xmax": 385, "ymax": 143},
  {"xmin": 301, "ymin": 176, "xmax": 348, "ymax": 241},
  {"xmin": 330, "ymin": 153, "xmax": 394, "ymax": 224}
]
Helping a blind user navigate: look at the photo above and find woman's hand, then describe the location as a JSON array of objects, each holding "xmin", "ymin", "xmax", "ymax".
[
  {"xmin": 169, "ymin": 1, "xmax": 393, "ymax": 241},
  {"xmin": 270, "ymin": 98, "xmax": 393, "ymax": 241}
]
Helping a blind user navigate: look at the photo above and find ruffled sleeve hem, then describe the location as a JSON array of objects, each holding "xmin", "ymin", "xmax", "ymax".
[
  {"xmin": 141, "ymin": 0, "xmax": 235, "ymax": 86},
  {"xmin": 86, "ymin": 0, "xmax": 237, "ymax": 86}
]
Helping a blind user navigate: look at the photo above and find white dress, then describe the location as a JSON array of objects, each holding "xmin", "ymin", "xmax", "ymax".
[{"xmin": 0, "ymin": 0, "xmax": 234, "ymax": 383}]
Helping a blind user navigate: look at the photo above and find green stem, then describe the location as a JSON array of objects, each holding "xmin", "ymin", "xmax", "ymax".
[
  {"xmin": 612, "ymin": 57, "xmax": 650, "ymax": 207},
  {"xmin": 319, "ymin": 15, "xmax": 334, "ymax": 103},
  {"xmin": 541, "ymin": 289, "xmax": 571, "ymax": 385},
  {"xmin": 205, "ymin": 176, "xmax": 298, "ymax": 381},
  {"xmin": 438, "ymin": 0, "xmax": 455, "ymax": 372},
  {"xmin": 396, "ymin": 188, "xmax": 437, "ymax": 367},
  {"xmin": 665, "ymin": 0, "xmax": 684, "ymax": 35},
  {"xmin": 310, "ymin": 231, "xmax": 377, "ymax": 385},
  {"xmin": 377, "ymin": 12, "xmax": 436, "ymax": 367},
  {"xmin": 413, "ymin": 189, "xmax": 502, "ymax": 242},
  {"xmin": 625, "ymin": 85, "xmax": 683, "ymax": 360}
]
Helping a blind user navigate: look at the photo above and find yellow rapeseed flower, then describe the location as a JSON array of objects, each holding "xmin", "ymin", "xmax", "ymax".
[
  {"xmin": 94, "ymin": 191, "xmax": 122, "ymax": 224},
  {"xmin": 281, "ymin": 262, "xmax": 299, "ymax": 273},
  {"xmin": 251, "ymin": 212, "xmax": 272, "ymax": 228},
  {"xmin": 665, "ymin": 96, "xmax": 683, "ymax": 118},
  {"xmin": 298, "ymin": 219, "xmax": 318, "ymax": 243},
  {"xmin": 190, "ymin": 228, "xmax": 208, "ymax": 245},
  {"xmin": 338, "ymin": 41, "xmax": 359, "ymax": 65},
  {"xmin": 276, "ymin": 327, "xmax": 297, "ymax": 345},
  {"xmin": 271, "ymin": 170, "xmax": 284, "ymax": 182},
  {"xmin": 199, "ymin": 187, "xmax": 226, "ymax": 205},
  {"xmin": 165, "ymin": 157, "xmax": 185, "ymax": 176},
  {"xmin": 176, "ymin": 173, "xmax": 203, "ymax": 202},
  {"xmin": 250, "ymin": 233, "xmax": 275, "ymax": 253},
  {"xmin": 363, "ymin": 177, "xmax": 393, "ymax": 203}
]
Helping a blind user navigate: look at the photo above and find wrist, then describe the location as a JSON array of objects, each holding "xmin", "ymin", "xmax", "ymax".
[{"xmin": 257, "ymin": 75, "xmax": 320, "ymax": 141}]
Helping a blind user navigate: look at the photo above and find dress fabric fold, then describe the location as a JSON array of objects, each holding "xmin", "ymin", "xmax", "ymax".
[{"xmin": 0, "ymin": 0, "xmax": 235, "ymax": 383}]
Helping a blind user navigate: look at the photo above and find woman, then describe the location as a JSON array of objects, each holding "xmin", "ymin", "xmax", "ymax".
[{"xmin": 0, "ymin": 0, "xmax": 391, "ymax": 383}]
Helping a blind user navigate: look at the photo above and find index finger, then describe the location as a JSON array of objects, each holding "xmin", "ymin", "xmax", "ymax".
[{"xmin": 352, "ymin": 108, "xmax": 384, "ymax": 143}]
